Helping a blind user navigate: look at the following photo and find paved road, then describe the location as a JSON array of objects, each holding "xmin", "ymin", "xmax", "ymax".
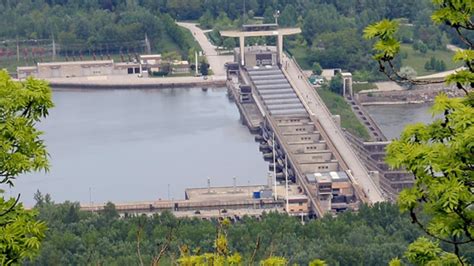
[
  {"xmin": 177, "ymin": 22, "xmax": 233, "ymax": 77},
  {"xmin": 281, "ymin": 54, "xmax": 385, "ymax": 203}
]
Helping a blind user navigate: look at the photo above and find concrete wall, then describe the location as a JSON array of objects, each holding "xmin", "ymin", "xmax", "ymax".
[
  {"xmin": 287, "ymin": 201, "xmax": 308, "ymax": 213},
  {"xmin": 292, "ymin": 152, "xmax": 333, "ymax": 163},
  {"xmin": 299, "ymin": 162, "xmax": 339, "ymax": 173},
  {"xmin": 279, "ymin": 124, "xmax": 315, "ymax": 134},
  {"xmin": 285, "ymin": 134, "xmax": 320, "ymax": 143},
  {"xmin": 37, "ymin": 62, "xmax": 114, "ymax": 78},
  {"xmin": 332, "ymin": 181, "xmax": 353, "ymax": 196},
  {"xmin": 287, "ymin": 143, "xmax": 327, "ymax": 153}
]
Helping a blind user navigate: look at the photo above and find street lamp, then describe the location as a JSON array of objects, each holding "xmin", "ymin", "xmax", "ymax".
[{"xmin": 273, "ymin": 10, "xmax": 280, "ymax": 25}]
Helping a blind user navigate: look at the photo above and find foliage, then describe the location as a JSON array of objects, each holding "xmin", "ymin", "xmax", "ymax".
[
  {"xmin": 200, "ymin": 61, "xmax": 210, "ymax": 76},
  {"xmin": 352, "ymin": 82, "xmax": 377, "ymax": 93},
  {"xmin": 1, "ymin": 0, "xmax": 455, "ymax": 79},
  {"xmin": 367, "ymin": 1, "xmax": 473, "ymax": 264},
  {"xmin": 311, "ymin": 87, "xmax": 371, "ymax": 139},
  {"xmin": 0, "ymin": 70, "xmax": 53, "ymax": 264},
  {"xmin": 25, "ymin": 201, "xmax": 438, "ymax": 265},
  {"xmin": 309, "ymin": 259, "xmax": 328, "ymax": 266},
  {"xmin": 0, "ymin": 1, "xmax": 200, "ymax": 71},
  {"xmin": 398, "ymin": 66, "xmax": 417, "ymax": 80},
  {"xmin": 329, "ymin": 74, "xmax": 343, "ymax": 94},
  {"xmin": 260, "ymin": 256, "xmax": 287, "ymax": 265},
  {"xmin": 424, "ymin": 56, "xmax": 446, "ymax": 72},
  {"xmin": 311, "ymin": 62, "xmax": 322, "ymax": 76},
  {"xmin": 386, "ymin": 93, "xmax": 473, "ymax": 264},
  {"xmin": 222, "ymin": 38, "xmax": 236, "ymax": 51},
  {"xmin": 177, "ymin": 218, "xmax": 243, "ymax": 265},
  {"xmin": 364, "ymin": 0, "xmax": 472, "ymax": 91},
  {"xmin": 400, "ymin": 44, "xmax": 461, "ymax": 76}
]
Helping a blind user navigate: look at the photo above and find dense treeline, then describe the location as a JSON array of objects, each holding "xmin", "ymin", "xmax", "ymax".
[
  {"xmin": 22, "ymin": 196, "xmax": 428, "ymax": 265},
  {"xmin": 0, "ymin": 0, "xmax": 197, "ymax": 58},
  {"xmin": 1, "ymin": 0, "xmax": 465, "ymax": 79},
  {"xmin": 26, "ymin": 196, "xmax": 474, "ymax": 265}
]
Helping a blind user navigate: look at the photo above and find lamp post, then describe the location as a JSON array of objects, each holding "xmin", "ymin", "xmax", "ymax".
[
  {"xmin": 273, "ymin": 10, "xmax": 280, "ymax": 25},
  {"xmin": 273, "ymin": 132, "xmax": 277, "ymax": 201},
  {"xmin": 285, "ymin": 155, "xmax": 289, "ymax": 213}
]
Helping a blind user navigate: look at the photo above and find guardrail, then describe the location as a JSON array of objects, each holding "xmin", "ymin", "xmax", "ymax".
[{"xmin": 285, "ymin": 55, "xmax": 385, "ymax": 202}]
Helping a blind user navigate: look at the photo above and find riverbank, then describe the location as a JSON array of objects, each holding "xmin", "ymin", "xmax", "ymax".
[
  {"xmin": 45, "ymin": 74, "xmax": 227, "ymax": 89},
  {"xmin": 356, "ymin": 83, "xmax": 464, "ymax": 105}
]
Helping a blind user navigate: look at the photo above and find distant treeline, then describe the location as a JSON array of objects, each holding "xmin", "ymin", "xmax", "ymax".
[
  {"xmin": 0, "ymin": 0, "xmax": 198, "ymax": 58},
  {"xmin": 22, "ymin": 194, "xmax": 416, "ymax": 265},
  {"xmin": 24, "ymin": 194, "xmax": 474, "ymax": 265},
  {"xmin": 1, "ymin": 0, "xmax": 472, "ymax": 75}
]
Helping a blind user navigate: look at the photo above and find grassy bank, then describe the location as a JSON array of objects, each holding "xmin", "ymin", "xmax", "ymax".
[
  {"xmin": 317, "ymin": 88, "xmax": 370, "ymax": 140},
  {"xmin": 353, "ymin": 82, "xmax": 377, "ymax": 93},
  {"xmin": 288, "ymin": 46, "xmax": 312, "ymax": 70},
  {"xmin": 400, "ymin": 44, "xmax": 462, "ymax": 76}
]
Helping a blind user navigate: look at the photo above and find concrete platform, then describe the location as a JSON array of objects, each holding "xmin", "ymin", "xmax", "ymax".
[{"xmin": 185, "ymin": 185, "xmax": 268, "ymax": 201}]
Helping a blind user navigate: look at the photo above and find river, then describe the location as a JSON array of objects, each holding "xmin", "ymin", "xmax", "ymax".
[
  {"xmin": 9, "ymin": 88, "xmax": 269, "ymax": 206},
  {"xmin": 8, "ymin": 89, "xmax": 436, "ymax": 206},
  {"xmin": 364, "ymin": 103, "xmax": 435, "ymax": 140}
]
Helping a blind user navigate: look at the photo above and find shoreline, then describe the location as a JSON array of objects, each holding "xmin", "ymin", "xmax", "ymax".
[
  {"xmin": 360, "ymin": 100, "xmax": 429, "ymax": 106},
  {"xmin": 49, "ymin": 79, "xmax": 227, "ymax": 89},
  {"xmin": 42, "ymin": 74, "xmax": 227, "ymax": 89}
]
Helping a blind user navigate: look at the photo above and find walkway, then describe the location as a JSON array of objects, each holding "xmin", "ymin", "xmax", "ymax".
[
  {"xmin": 177, "ymin": 22, "xmax": 233, "ymax": 77},
  {"xmin": 281, "ymin": 54, "xmax": 385, "ymax": 203}
]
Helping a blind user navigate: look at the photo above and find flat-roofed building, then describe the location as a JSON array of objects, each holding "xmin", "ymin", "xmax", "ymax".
[
  {"xmin": 17, "ymin": 66, "xmax": 38, "ymax": 79},
  {"xmin": 285, "ymin": 194, "xmax": 309, "ymax": 215},
  {"xmin": 171, "ymin": 60, "xmax": 190, "ymax": 74},
  {"xmin": 234, "ymin": 46, "xmax": 277, "ymax": 67},
  {"xmin": 140, "ymin": 54, "xmax": 162, "ymax": 65},
  {"xmin": 113, "ymin": 62, "xmax": 141, "ymax": 75},
  {"xmin": 140, "ymin": 54, "xmax": 162, "ymax": 72},
  {"xmin": 36, "ymin": 60, "xmax": 114, "ymax": 78},
  {"xmin": 306, "ymin": 171, "xmax": 355, "ymax": 212}
]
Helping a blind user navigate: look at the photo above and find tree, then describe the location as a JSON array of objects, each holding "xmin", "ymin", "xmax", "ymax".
[
  {"xmin": 398, "ymin": 66, "xmax": 417, "ymax": 80},
  {"xmin": 312, "ymin": 62, "xmax": 323, "ymax": 76},
  {"xmin": 329, "ymin": 74, "xmax": 343, "ymax": 94},
  {"xmin": 101, "ymin": 202, "xmax": 119, "ymax": 220},
  {"xmin": 200, "ymin": 61, "xmax": 210, "ymax": 76},
  {"xmin": 365, "ymin": 1, "xmax": 473, "ymax": 264},
  {"xmin": 222, "ymin": 38, "xmax": 236, "ymax": 51},
  {"xmin": 0, "ymin": 70, "xmax": 53, "ymax": 264},
  {"xmin": 363, "ymin": 1, "xmax": 472, "ymax": 94},
  {"xmin": 386, "ymin": 93, "xmax": 473, "ymax": 265}
]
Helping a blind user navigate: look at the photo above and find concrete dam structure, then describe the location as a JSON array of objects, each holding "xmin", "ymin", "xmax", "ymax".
[{"xmin": 226, "ymin": 46, "xmax": 384, "ymax": 217}]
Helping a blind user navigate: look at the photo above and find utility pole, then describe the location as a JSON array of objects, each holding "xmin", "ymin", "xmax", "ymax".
[
  {"xmin": 273, "ymin": 132, "xmax": 277, "ymax": 200},
  {"xmin": 285, "ymin": 155, "xmax": 289, "ymax": 213},
  {"xmin": 52, "ymin": 33, "xmax": 56, "ymax": 61},
  {"xmin": 89, "ymin": 187, "xmax": 92, "ymax": 206},
  {"xmin": 207, "ymin": 177, "xmax": 211, "ymax": 194},
  {"xmin": 16, "ymin": 36, "xmax": 19, "ymax": 63},
  {"xmin": 195, "ymin": 50, "xmax": 199, "ymax": 76},
  {"xmin": 144, "ymin": 33, "xmax": 151, "ymax": 54}
]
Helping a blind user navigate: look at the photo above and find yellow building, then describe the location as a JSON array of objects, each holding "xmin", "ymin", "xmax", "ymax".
[{"xmin": 285, "ymin": 195, "xmax": 309, "ymax": 215}]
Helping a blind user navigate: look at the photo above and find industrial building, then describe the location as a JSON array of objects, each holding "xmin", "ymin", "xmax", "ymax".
[{"xmin": 16, "ymin": 54, "xmax": 190, "ymax": 79}]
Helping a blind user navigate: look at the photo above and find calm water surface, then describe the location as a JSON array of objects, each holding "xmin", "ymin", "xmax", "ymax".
[
  {"xmin": 9, "ymin": 88, "xmax": 268, "ymax": 206},
  {"xmin": 365, "ymin": 103, "xmax": 435, "ymax": 140}
]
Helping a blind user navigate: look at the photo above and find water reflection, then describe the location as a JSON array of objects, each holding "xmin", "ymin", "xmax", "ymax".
[
  {"xmin": 365, "ymin": 103, "xmax": 435, "ymax": 140},
  {"xmin": 10, "ymin": 88, "xmax": 268, "ymax": 206}
]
